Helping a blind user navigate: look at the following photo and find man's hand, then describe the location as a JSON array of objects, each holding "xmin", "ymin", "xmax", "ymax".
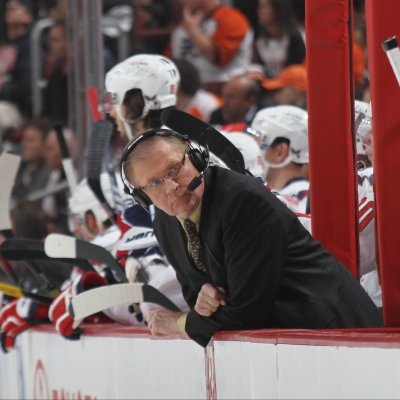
[
  {"xmin": 147, "ymin": 308, "xmax": 187, "ymax": 337},
  {"xmin": 0, "ymin": 298, "xmax": 49, "ymax": 352},
  {"xmin": 195, "ymin": 283, "xmax": 226, "ymax": 317},
  {"xmin": 182, "ymin": 7, "xmax": 205, "ymax": 33}
]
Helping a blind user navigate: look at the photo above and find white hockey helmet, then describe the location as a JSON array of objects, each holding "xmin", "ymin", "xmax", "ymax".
[
  {"xmin": 354, "ymin": 100, "xmax": 372, "ymax": 152},
  {"xmin": 105, "ymin": 54, "xmax": 180, "ymax": 137},
  {"xmin": 250, "ymin": 105, "xmax": 309, "ymax": 164},
  {"xmin": 68, "ymin": 173, "xmax": 115, "ymax": 227},
  {"xmin": 220, "ymin": 131, "xmax": 263, "ymax": 176}
]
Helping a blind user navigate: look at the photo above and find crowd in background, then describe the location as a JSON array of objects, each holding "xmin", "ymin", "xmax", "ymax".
[{"xmin": 0, "ymin": 0, "xmax": 370, "ymax": 237}]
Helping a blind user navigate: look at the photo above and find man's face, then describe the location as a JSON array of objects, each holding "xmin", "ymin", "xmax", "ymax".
[
  {"xmin": 110, "ymin": 103, "xmax": 144, "ymax": 138},
  {"xmin": 48, "ymin": 25, "xmax": 67, "ymax": 61},
  {"xmin": 130, "ymin": 140, "xmax": 204, "ymax": 218},
  {"xmin": 44, "ymin": 130, "xmax": 62, "ymax": 170},
  {"xmin": 221, "ymin": 78, "xmax": 254, "ymax": 123},
  {"xmin": 21, "ymin": 126, "xmax": 45, "ymax": 162},
  {"xmin": 110, "ymin": 105, "xmax": 126, "ymax": 137},
  {"xmin": 181, "ymin": 0, "xmax": 204, "ymax": 12},
  {"xmin": 362, "ymin": 131, "xmax": 374, "ymax": 165}
]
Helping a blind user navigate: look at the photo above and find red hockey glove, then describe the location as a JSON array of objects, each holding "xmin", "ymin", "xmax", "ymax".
[
  {"xmin": 0, "ymin": 298, "xmax": 49, "ymax": 353},
  {"xmin": 48, "ymin": 271, "xmax": 109, "ymax": 339}
]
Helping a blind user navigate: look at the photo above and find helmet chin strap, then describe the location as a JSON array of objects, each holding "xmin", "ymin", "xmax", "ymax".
[
  {"xmin": 115, "ymin": 105, "xmax": 148, "ymax": 141},
  {"xmin": 262, "ymin": 154, "xmax": 293, "ymax": 179}
]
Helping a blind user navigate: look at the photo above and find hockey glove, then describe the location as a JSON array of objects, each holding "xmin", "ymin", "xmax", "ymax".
[
  {"xmin": 0, "ymin": 297, "xmax": 50, "ymax": 353},
  {"xmin": 48, "ymin": 271, "xmax": 110, "ymax": 340}
]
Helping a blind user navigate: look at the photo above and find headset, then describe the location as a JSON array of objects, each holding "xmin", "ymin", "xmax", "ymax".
[{"xmin": 120, "ymin": 128, "xmax": 209, "ymax": 209}]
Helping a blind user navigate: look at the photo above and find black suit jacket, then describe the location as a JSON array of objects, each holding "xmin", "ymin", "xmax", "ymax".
[{"xmin": 154, "ymin": 167, "xmax": 383, "ymax": 346}]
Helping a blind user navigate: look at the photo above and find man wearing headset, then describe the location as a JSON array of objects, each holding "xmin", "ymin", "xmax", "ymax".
[{"xmin": 121, "ymin": 127, "xmax": 383, "ymax": 347}]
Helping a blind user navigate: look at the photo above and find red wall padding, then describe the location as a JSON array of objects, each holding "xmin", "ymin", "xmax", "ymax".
[
  {"xmin": 305, "ymin": 0, "xmax": 358, "ymax": 276},
  {"xmin": 365, "ymin": 0, "xmax": 400, "ymax": 326}
]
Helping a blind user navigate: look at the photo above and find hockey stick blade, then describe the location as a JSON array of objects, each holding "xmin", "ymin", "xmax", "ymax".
[
  {"xmin": 45, "ymin": 234, "xmax": 127, "ymax": 283},
  {"xmin": 0, "ymin": 282, "xmax": 54, "ymax": 304},
  {"xmin": 161, "ymin": 109, "xmax": 246, "ymax": 174},
  {"xmin": 54, "ymin": 123, "xmax": 78, "ymax": 192},
  {"xmin": 0, "ymin": 153, "xmax": 21, "ymax": 231},
  {"xmin": 0, "ymin": 239, "xmax": 95, "ymax": 272},
  {"xmin": 70, "ymin": 283, "xmax": 181, "ymax": 321}
]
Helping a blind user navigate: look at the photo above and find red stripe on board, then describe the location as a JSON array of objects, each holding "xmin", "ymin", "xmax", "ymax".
[{"xmin": 32, "ymin": 324, "xmax": 400, "ymax": 349}]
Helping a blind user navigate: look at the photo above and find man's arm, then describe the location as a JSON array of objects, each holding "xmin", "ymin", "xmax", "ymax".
[
  {"xmin": 183, "ymin": 190, "xmax": 289, "ymax": 346},
  {"xmin": 181, "ymin": 7, "xmax": 217, "ymax": 63}
]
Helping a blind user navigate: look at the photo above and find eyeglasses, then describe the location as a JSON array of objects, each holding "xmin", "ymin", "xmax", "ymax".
[{"xmin": 139, "ymin": 152, "xmax": 187, "ymax": 194}]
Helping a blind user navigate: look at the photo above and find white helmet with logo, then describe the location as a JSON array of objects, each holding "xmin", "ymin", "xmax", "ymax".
[
  {"xmin": 68, "ymin": 173, "xmax": 115, "ymax": 227},
  {"xmin": 105, "ymin": 54, "xmax": 180, "ymax": 138},
  {"xmin": 354, "ymin": 100, "xmax": 372, "ymax": 154},
  {"xmin": 250, "ymin": 105, "xmax": 309, "ymax": 164}
]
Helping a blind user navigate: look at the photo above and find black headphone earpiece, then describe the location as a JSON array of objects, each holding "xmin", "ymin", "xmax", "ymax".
[
  {"xmin": 187, "ymin": 144, "xmax": 209, "ymax": 173},
  {"xmin": 120, "ymin": 128, "xmax": 209, "ymax": 209}
]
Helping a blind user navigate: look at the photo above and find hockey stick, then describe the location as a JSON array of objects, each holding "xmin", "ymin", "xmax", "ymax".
[
  {"xmin": 86, "ymin": 86, "xmax": 123, "ymax": 220},
  {"xmin": 86, "ymin": 119, "xmax": 117, "ymax": 223},
  {"xmin": 0, "ymin": 238, "xmax": 96, "ymax": 273},
  {"xmin": 54, "ymin": 123, "xmax": 78, "ymax": 193},
  {"xmin": 86, "ymin": 86, "xmax": 105, "ymax": 122},
  {"xmin": 1, "ymin": 239, "xmax": 86, "ymax": 292},
  {"xmin": 161, "ymin": 109, "xmax": 246, "ymax": 174},
  {"xmin": 0, "ymin": 282, "xmax": 54, "ymax": 305},
  {"xmin": 45, "ymin": 233, "xmax": 127, "ymax": 283},
  {"xmin": 0, "ymin": 152, "xmax": 21, "ymax": 233},
  {"xmin": 69, "ymin": 282, "xmax": 181, "ymax": 321},
  {"xmin": 382, "ymin": 36, "xmax": 400, "ymax": 87}
]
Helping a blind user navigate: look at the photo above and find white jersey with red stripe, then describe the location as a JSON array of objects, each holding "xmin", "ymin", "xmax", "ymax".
[
  {"xmin": 357, "ymin": 167, "xmax": 381, "ymax": 307},
  {"xmin": 272, "ymin": 177, "xmax": 309, "ymax": 214},
  {"xmin": 104, "ymin": 199, "xmax": 189, "ymax": 326}
]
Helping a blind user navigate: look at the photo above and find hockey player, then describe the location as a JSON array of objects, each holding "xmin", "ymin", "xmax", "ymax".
[
  {"xmin": 68, "ymin": 173, "xmax": 121, "ymax": 250},
  {"xmin": 353, "ymin": 101, "xmax": 380, "ymax": 307},
  {"xmin": 220, "ymin": 131, "xmax": 263, "ymax": 177},
  {"xmin": 48, "ymin": 54, "xmax": 189, "ymax": 338},
  {"xmin": 250, "ymin": 105, "xmax": 309, "ymax": 213},
  {"xmin": 104, "ymin": 53, "xmax": 180, "ymax": 141}
]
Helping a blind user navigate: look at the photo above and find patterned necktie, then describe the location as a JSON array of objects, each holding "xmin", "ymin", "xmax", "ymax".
[{"xmin": 183, "ymin": 218, "xmax": 207, "ymax": 273}]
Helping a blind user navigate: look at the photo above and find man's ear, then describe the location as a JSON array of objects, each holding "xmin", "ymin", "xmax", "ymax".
[
  {"xmin": 276, "ymin": 142, "xmax": 290, "ymax": 162},
  {"xmin": 84, "ymin": 210, "xmax": 100, "ymax": 236}
]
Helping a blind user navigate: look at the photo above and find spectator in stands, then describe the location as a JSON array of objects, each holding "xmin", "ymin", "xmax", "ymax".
[
  {"xmin": 41, "ymin": 17, "xmax": 116, "ymax": 125},
  {"xmin": 12, "ymin": 119, "xmax": 51, "ymax": 203},
  {"xmin": 0, "ymin": 0, "xmax": 34, "ymax": 118},
  {"xmin": 121, "ymin": 127, "xmax": 383, "ymax": 347},
  {"xmin": 209, "ymin": 74, "xmax": 261, "ymax": 129},
  {"xmin": 173, "ymin": 58, "xmax": 222, "ymax": 123},
  {"xmin": 261, "ymin": 64, "xmax": 307, "ymax": 109},
  {"xmin": 167, "ymin": 0, "xmax": 253, "ymax": 94},
  {"xmin": 41, "ymin": 126, "xmax": 75, "ymax": 234},
  {"xmin": 0, "ymin": 100, "xmax": 23, "ymax": 153},
  {"xmin": 41, "ymin": 19, "xmax": 69, "ymax": 125},
  {"xmin": 10, "ymin": 200, "xmax": 49, "ymax": 240},
  {"xmin": 254, "ymin": 0, "xmax": 305, "ymax": 78}
]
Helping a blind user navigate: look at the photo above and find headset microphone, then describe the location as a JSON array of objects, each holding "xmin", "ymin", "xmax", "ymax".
[{"xmin": 187, "ymin": 173, "xmax": 204, "ymax": 192}]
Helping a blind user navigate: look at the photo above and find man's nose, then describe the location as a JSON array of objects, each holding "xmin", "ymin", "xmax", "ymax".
[{"xmin": 164, "ymin": 177, "xmax": 179, "ymax": 194}]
